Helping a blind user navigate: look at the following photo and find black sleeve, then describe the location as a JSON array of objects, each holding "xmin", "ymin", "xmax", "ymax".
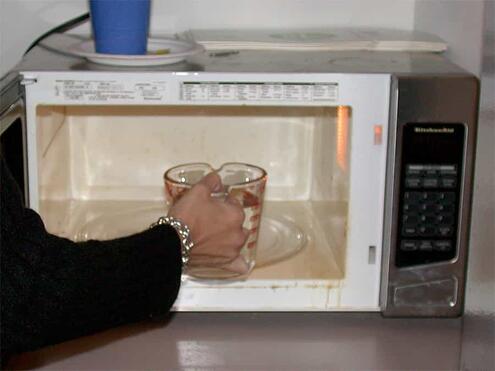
[{"xmin": 1, "ymin": 157, "xmax": 182, "ymax": 361}]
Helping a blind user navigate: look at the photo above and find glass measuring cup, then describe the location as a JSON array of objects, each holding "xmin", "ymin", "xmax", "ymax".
[{"xmin": 164, "ymin": 162, "xmax": 267, "ymax": 280}]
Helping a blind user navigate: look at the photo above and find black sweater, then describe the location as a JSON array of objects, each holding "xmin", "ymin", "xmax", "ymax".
[{"xmin": 0, "ymin": 157, "xmax": 182, "ymax": 364}]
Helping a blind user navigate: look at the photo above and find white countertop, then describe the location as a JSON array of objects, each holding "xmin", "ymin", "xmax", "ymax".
[{"xmin": 9, "ymin": 312, "xmax": 494, "ymax": 370}]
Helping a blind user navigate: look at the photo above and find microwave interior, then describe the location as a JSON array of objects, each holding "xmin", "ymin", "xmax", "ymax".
[{"xmin": 36, "ymin": 104, "xmax": 361, "ymax": 310}]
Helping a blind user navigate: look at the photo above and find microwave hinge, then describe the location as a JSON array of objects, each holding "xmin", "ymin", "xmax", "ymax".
[{"xmin": 20, "ymin": 76, "xmax": 38, "ymax": 86}]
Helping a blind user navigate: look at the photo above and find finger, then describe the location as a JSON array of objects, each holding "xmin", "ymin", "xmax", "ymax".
[
  {"xmin": 222, "ymin": 200, "xmax": 246, "ymax": 226},
  {"xmin": 225, "ymin": 194, "xmax": 242, "ymax": 206},
  {"xmin": 187, "ymin": 254, "xmax": 230, "ymax": 267},
  {"xmin": 225, "ymin": 195, "xmax": 245, "ymax": 221},
  {"xmin": 222, "ymin": 255, "xmax": 250, "ymax": 274},
  {"xmin": 198, "ymin": 171, "xmax": 223, "ymax": 193}
]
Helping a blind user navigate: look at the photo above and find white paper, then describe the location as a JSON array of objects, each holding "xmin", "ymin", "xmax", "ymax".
[{"xmin": 181, "ymin": 28, "xmax": 447, "ymax": 52}]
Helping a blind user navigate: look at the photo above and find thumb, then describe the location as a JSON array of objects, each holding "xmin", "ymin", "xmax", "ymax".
[{"xmin": 198, "ymin": 171, "xmax": 223, "ymax": 193}]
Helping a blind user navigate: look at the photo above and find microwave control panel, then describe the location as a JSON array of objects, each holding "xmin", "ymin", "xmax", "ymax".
[{"xmin": 396, "ymin": 123, "xmax": 465, "ymax": 267}]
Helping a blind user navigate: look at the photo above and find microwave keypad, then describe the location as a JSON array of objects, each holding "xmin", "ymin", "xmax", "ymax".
[
  {"xmin": 402, "ymin": 191, "xmax": 456, "ymax": 244},
  {"xmin": 395, "ymin": 124, "xmax": 465, "ymax": 268},
  {"xmin": 397, "ymin": 164, "xmax": 460, "ymax": 266}
]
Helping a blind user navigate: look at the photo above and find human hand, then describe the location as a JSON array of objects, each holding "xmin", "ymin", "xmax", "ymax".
[{"xmin": 167, "ymin": 172, "xmax": 249, "ymax": 274}]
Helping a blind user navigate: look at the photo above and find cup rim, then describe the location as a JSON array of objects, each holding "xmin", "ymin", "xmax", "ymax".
[{"xmin": 164, "ymin": 162, "xmax": 267, "ymax": 187}]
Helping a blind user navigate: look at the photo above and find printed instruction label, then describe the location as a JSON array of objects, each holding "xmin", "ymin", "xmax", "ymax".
[
  {"xmin": 181, "ymin": 82, "xmax": 338, "ymax": 102},
  {"xmin": 54, "ymin": 80, "xmax": 167, "ymax": 102}
]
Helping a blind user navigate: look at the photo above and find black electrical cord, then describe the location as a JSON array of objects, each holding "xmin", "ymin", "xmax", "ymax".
[{"xmin": 24, "ymin": 12, "xmax": 90, "ymax": 55}]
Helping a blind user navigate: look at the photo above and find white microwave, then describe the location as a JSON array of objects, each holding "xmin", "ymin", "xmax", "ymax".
[{"xmin": 1, "ymin": 37, "xmax": 479, "ymax": 317}]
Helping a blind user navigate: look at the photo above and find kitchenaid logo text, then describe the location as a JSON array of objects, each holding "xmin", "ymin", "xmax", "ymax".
[{"xmin": 414, "ymin": 127, "xmax": 455, "ymax": 134}]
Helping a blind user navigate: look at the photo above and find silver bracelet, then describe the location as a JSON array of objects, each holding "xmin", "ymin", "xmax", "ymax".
[{"xmin": 150, "ymin": 216, "xmax": 194, "ymax": 268}]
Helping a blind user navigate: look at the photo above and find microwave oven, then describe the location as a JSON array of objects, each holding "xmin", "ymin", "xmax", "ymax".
[{"xmin": 1, "ymin": 36, "xmax": 479, "ymax": 317}]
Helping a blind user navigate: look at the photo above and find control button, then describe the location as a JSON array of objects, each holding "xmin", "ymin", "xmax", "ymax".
[
  {"xmin": 404, "ymin": 191, "xmax": 422, "ymax": 201},
  {"xmin": 420, "ymin": 203, "xmax": 436, "ymax": 213},
  {"xmin": 403, "ymin": 214, "xmax": 420, "ymax": 224},
  {"xmin": 419, "ymin": 240, "xmax": 434, "ymax": 251},
  {"xmin": 402, "ymin": 227, "xmax": 417, "ymax": 236},
  {"xmin": 436, "ymin": 203, "xmax": 455, "ymax": 213},
  {"xmin": 436, "ymin": 214, "xmax": 455, "ymax": 225},
  {"xmin": 419, "ymin": 226, "xmax": 436, "ymax": 237},
  {"xmin": 438, "ymin": 200, "xmax": 456, "ymax": 211},
  {"xmin": 423, "ymin": 178, "xmax": 440, "ymax": 188},
  {"xmin": 434, "ymin": 240, "xmax": 453, "ymax": 252},
  {"xmin": 424, "ymin": 192, "xmax": 440, "ymax": 201},
  {"xmin": 438, "ymin": 192, "xmax": 455, "ymax": 202},
  {"xmin": 420, "ymin": 214, "xmax": 437, "ymax": 224},
  {"xmin": 438, "ymin": 225, "xmax": 454, "ymax": 237},
  {"xmin": 440, "ymin": 177, "xmax": 457, "ymax": 188},
  {"xmin": 393, "ymin": 278, "xmax": 458, "ymax": 307},
  {"xmin": 425, "ymin": 168, "xmax": 438, "ymax": 176},
  {"xmin": 406, "ymin": 165, "xmax": 422, "ymax": 176},
  {"xmin": 405, "ymin": 177, "xmax": 422, "ymax": 188},
  {"xmin": 439, "ymin": 165, "xmax": 457, "ymax": 177},
  {"xmin": 401, "ymin": 240, "xmax": 418, "ymax": 251},
  {"xmin": 404, "ymin": 203, "xmax": 420, "ymax": 213}
]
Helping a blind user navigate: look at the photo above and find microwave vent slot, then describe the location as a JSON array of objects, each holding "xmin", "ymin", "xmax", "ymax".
[{"xmin": 368, "ymin": 245, "xmax": 377, "ymax": 265}]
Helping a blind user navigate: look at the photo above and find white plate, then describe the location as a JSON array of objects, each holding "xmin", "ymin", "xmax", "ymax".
[
  {"xmin": 68, "ymin": 38, "xmax": 204, "ymax": 66},
  {"xmin": 74, "ymin": 206, "xmax": 307, "ymax": 272}
]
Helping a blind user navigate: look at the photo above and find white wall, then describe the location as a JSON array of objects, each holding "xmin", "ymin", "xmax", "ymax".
[
  {"xmin": 149, "ymin": 0, "xmax": 416, "ymax": 32},
  {"xmin": 0, "ymin": 0, "xmax": 87, "ymax": 78},
  {"xmin": 464, "ymin": 0, "xmax": 495, "ymax": 316},
  {"xmin": 414, "ymin": 0, "xmax": 485, "ymax": 76},
  {"xmin": 460, "ymin": 6, "xmax": 494, "ymax": 369}
]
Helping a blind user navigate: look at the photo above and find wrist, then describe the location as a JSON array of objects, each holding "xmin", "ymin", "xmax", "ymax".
[{"xmin": 150, "ymin": 216, "xmax": 194, "ymax": 268}]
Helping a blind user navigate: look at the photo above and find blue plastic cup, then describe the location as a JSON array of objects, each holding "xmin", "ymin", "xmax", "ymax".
[{"xmin": 89, "ymin": 0, "xmax": 151, "ymax": 55}]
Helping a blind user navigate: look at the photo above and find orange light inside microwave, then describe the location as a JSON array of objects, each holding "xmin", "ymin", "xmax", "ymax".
[
  {"xmin": 337, "ymin": 106, "xmax": 349, "ymax": 171},
  {"xmin": 374, "ymin": 125, "xmax": 383, "ymax": 145}
]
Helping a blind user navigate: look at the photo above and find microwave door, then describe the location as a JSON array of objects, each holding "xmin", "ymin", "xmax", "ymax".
[{"xmin": 0, "ymin": 73, "xmax": 28, "ymax": 205}]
